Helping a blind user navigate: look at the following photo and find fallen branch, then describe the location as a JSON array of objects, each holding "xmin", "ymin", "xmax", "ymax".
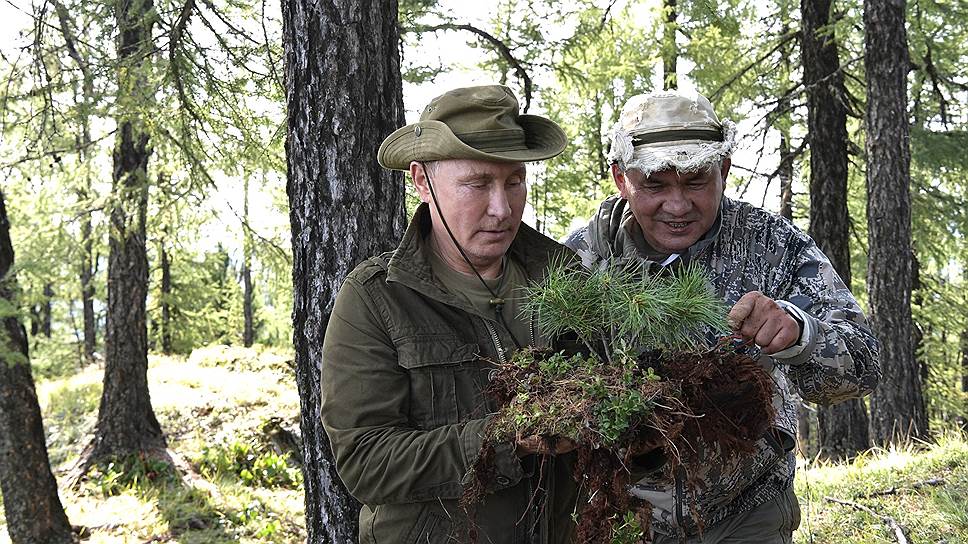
[
  {"xmin": 823, "ymin": 496, "xmax": 911, "ymax": 544},
  {"xmin": 865, "ymin": 478, "xmax": 945, "ymax": 498}
]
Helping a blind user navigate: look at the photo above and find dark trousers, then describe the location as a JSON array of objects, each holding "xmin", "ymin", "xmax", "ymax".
[{"xmin": 651, "ymin": 486, "xmax": 801, "ymax": 544}]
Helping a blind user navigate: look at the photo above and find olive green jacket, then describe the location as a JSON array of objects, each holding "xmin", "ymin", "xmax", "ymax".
[{"xmin": 321, "ymin": 204, "xmax": 577, "ymax": 544}]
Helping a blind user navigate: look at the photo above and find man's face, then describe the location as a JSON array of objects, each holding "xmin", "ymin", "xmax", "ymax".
[
  {"xmin": 411, "ymin": 159, "xmax": 527, "ymax": 275},
  {"xmin": 613, "ymin": 159, "xmax": 729, "ymax": 254}
]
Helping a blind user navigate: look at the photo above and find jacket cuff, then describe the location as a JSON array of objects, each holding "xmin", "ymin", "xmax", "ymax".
[
  {"xmin": 772, "ymin": 300, "xmax": 818, "ymax": 365},
  {"xmin": 488, "ymin": 440, "xmax": 525, "ymax": 491},
  {"xmin": 461, "ymin": 418, "xmax": 524, "ymax": 492}
]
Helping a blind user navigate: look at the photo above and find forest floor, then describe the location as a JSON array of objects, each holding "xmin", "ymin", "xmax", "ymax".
[{"xmin": 0, "ymin": 346, "xmax": 965, "ymax": 543}]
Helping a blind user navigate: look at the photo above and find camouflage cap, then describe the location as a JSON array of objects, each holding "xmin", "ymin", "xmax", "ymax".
[
  {"xmin": 378, "ymin": 85, "xmax": 567, "ymax": 171},
  {"xmin": 608, "ymin": 90, "xmax": 736, "ymax": 176}
]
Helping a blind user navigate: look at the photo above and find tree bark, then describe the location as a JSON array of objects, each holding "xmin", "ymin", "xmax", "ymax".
[
  {"xmin": 0, "ymin": 191, "xmax": 74, "ymax": 544},
  {"xmin": 662, "ymin": 0, "xmax": 678, "ymax": 90},
  {"xmin": 802, "ymin": 0, "xmax": 871, "ymax": 460},
  {"xmin": 283, "ymin": 0, "xmax": 407, "ymax": 540},
  {"xmin": 242, "ymin": 176, "xmax": 254, "ymax": 348},
  {"xmin": 865, "ymin": 0, "xmax": 928, "ymax": 444},
  {"xmin": 778, "ymin": 130, "xmax": 794, "ymax": 222},
  {"xmin": 87, "ymin": 0, "xmax": 167, "ymax": 464},
  {"xmin": 39, "ymin": 283, "xmax": 54, "ymax": 338},
  {"xmin": 160, "ymin": 238, "xmax": 172, "ymax": 355},
  {"xmin": 79, "ymin": 196, "xmax": 97, "ymax": 365},
  {"xmin": 57, "ymin": 0, "xmax": 99, "ymax": 366}
]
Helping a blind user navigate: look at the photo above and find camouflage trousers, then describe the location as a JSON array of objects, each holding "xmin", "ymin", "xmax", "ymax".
[{"xmin": 651, "ymin": 486, "xmax": 801, "ymax": 544}]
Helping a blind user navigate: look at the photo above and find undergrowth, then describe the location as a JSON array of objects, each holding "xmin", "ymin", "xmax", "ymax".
[
  {"xmin": 795, "ymin": 431, "xmax": 968, "ymax": 543},
  {"xmin": 4, "ymin": 345, "xmax": 306, "ymax": 543}
]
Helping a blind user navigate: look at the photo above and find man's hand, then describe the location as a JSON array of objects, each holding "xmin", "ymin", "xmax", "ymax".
[
  {"xmin": 727, "ymin": 291, "xmax": 801, "ymax": 355},
  {"xmin": 515, "ymin": 435, "xmax": 577, "ymax": 457}
]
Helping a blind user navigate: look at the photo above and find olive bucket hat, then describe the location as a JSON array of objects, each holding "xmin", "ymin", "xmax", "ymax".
[{"xmin": 377, "ymin": 85, "xmax": 568, "ymax": 171}]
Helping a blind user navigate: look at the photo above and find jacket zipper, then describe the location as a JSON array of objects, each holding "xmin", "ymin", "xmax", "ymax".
[
  {"xmin": 483, "ymin": 318, "xmax": 506, "ymax": 364},
  {"xmin": 674, "ymin": 465, "xmax": 686, "ymax": 534},
  {"xmin": 529, "ymin": 312, "xmax": 536, "ymax": 347}
]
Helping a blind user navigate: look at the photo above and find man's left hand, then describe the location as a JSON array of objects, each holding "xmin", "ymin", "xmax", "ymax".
[{"xmin": 727, "ymin": 291, "xmax": 800, "ymax": 355}]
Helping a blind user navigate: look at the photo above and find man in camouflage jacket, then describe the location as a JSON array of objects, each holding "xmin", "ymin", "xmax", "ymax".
[{"xmin": 565, "ymin": 91, "xmax": 881, "ymax": 543}]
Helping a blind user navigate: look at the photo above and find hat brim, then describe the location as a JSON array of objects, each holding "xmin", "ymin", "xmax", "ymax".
[{"xmin": 378, "ymin": 115, "xmax": 567, "ymax": 171}]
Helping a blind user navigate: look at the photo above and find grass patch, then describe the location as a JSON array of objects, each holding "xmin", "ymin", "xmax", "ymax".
[
  {"xmin": 39, "ymin": 378, "xmax": 101, "ymax": 466},
  {"xmin": 2, "ymin": 344, "xmax": 305, "ymax": 543},
  {"xmin": 795, "ymin": 432, "xmax": 968, "ymax": 543}
]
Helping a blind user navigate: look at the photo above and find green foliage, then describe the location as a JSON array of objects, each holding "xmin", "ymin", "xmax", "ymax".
[
  {"xmin": 187, "ymin": 344, "xmax": 293, "ymax": 374},
  {"xmin": 28, "ymin": 335, "xmax": 81, "ymax": 379},
  {"xmin": 42, "ymin": 381, "xmax": 100, "ymax": 466},
  {"xmin": 522, "ymin": 258, "xmax": 728, "ymax": 356},
  {"xmin": 149, "ymin": 245, "xmax": 245, "ymax": 353},
  {"xmin": 609, "ymin": 511, "xmax": 645, "ymax": 544},
  {"xmin": 87, "ymin": 455, "xmax": 180, "ymax": 496},
  {"xmin": 196, "ymin": 440, "xmax": 301, "ymax": 489}
]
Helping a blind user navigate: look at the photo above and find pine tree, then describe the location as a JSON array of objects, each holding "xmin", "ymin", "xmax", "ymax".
[{"xmin": 802, "ymin": 0, "xmax": 871, "ymax": 459}]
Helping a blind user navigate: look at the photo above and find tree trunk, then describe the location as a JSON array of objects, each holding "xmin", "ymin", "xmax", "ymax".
[
  {"xmin": 778, "ymin": 131, "xmax": 794, "ymax": 222},
  {"xmin": 802, "ymin": 0, "xmax": 872, "ymax": 460},
  {"xmin": 87, "ymin": 0, "xmax": 167, "ymax": 464},
  {"xmin": 79, "ymin": 195, "xmax": 97, "ymax": 365},
  {"xmin": 282, "ymin": 0, "xmax": 407, "ymax": 540},
  {"xmin": 39, "ymin": 284, "xmax": 54, "ymax": 338},
  {"xmin": 242, "ymin": 176, "xmax": 254, "ymax": 348},
  {"xmin": 0, "ymin": 191, "xmax": 74, "ymax": 544},
  {"xmin": 662, "ymin": 0, "xmax": 678, "ymax": 90},
  {"xmin": 160, "ymin": 238, "xmax": 172, "ymax": 355},
  {"xmin": 865, "ymin": 0, "xmax": 928, "ymax": 444}
]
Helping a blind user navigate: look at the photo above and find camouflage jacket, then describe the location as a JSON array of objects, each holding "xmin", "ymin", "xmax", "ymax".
[{"xmin": 564, "ymin": 195, "xmax": 880, "ymax": 537}]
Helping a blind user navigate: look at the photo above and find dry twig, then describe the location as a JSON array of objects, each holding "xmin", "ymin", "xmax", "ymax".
[{"xmin": 823, "ymin": 496, "xmax": 911, "ymax": 544}]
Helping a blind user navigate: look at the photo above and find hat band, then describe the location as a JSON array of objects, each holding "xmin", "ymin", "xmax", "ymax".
[
  {"xmin": 632, "ymin": 128, "xmax": 724, "ymax": 146},
  {"xmin": 457, "ymin": 128, "xmax": 529, "ymax": 153}
]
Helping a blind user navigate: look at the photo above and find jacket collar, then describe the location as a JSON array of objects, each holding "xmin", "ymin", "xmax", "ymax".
[
  {"xmin": 385, "ymin": 203, "xmax": 565, "ymax": 312},
  {"xmin": 587, "ymin": 195, "xmax": 726, "ymax": 267}
]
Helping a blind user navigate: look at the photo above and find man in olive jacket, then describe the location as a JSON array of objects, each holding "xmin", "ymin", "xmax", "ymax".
[{"xmin": 321, "ymin": 85, "xmax": 578, "ymax": 544}]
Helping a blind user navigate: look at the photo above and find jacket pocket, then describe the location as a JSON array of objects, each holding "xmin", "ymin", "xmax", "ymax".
[
  {"xmin": 397, "ymin": 335, "xmax": 481, "ymax": 429},
  {"xmin": 372, "ymin": 501, "xmax": 455, "ymax": 544}
]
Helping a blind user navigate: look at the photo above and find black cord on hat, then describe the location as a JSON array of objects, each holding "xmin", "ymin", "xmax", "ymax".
[{"xmin": 419, "ymin": 161, "xmax": 524, "ymax": 351}]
